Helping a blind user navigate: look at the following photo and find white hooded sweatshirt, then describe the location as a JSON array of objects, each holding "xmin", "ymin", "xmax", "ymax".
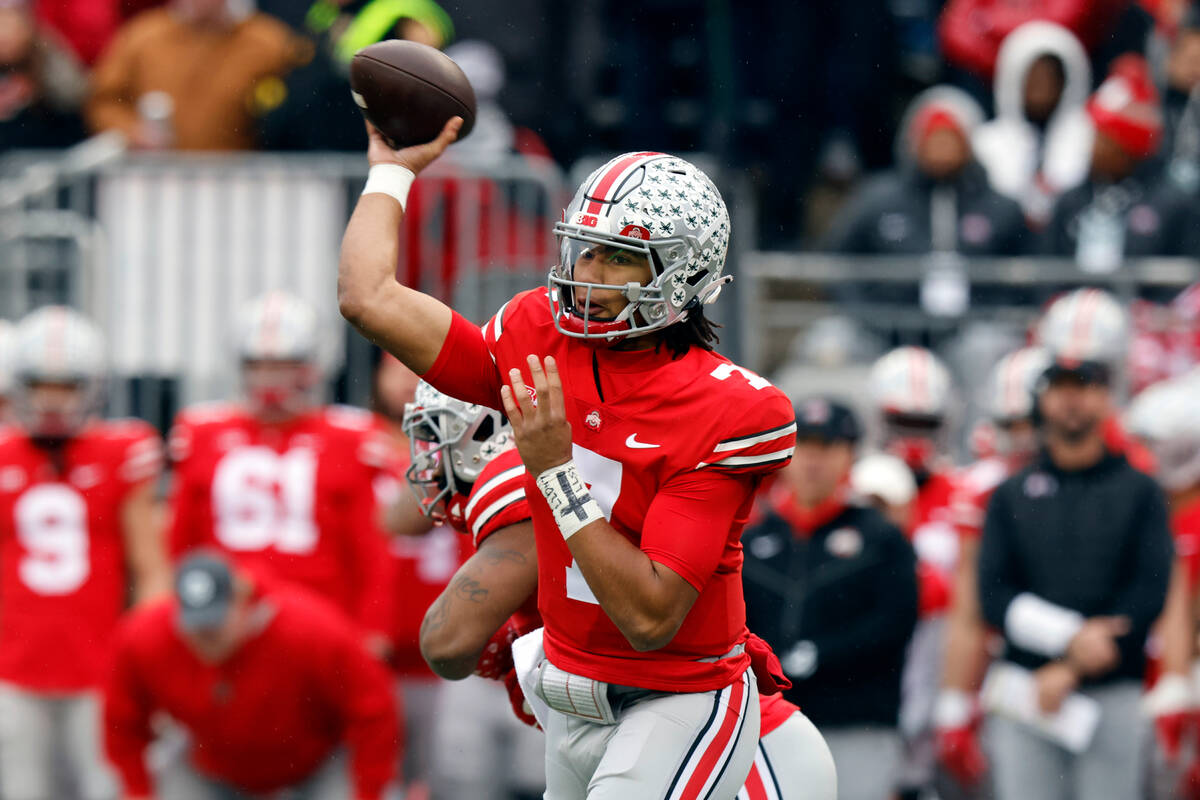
[{"xmin": 973, "ymin": 21, "xmax": 1094, "ymax": 227}]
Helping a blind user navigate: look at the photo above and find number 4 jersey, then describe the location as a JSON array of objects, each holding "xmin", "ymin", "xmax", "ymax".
[
  {"xmin": 422, "ymin": 287, "xmax": 797, "ymax": 692},
  {"xmin": 167, "ymin": 404, "xmax": 396, "ymax": 637},
  {"xmin": 0, "ymin": 420, "xmax": 162, "ymax": 691}
]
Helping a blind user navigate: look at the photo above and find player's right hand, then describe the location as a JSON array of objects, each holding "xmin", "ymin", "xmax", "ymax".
[
  {"xmin": 1066, "ymin": 616, "xmax": 1127, "ymax": 676},
  {"xmin": 366, "ymin": 117, "xmax": 462, "ymax": 175}
]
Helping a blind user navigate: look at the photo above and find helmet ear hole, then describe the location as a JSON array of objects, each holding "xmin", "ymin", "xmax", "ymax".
[{"xmin": 473, "ymin": 415, "xmax": 495, "ymax": 442}]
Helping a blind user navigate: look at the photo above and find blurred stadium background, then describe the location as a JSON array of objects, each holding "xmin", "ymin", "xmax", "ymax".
[{"xmin": 6, "ymin": 0, "xmax": 1200, "ymax": 798}]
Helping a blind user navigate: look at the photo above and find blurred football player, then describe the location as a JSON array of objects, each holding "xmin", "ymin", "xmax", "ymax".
[
  {"xmin": 105, "ymin": 551, "xmax": 399, "ymax": 800},
  {"xmin": 0, "ymin": 319, "xmax": 15, "ymax": 424},
  {"xmin": 370, "ymin": 354, "xmax": 469, "ymax": 800},
  {"xmin": 934, "ymin": 346, "xmax": 1050, "ymax": 791},
  {"xmin": 1126, "ymin": 376, "xmax": 1200, "ymax": 799},
  {"xmin": 868, "ymin": 345, "xmax": 960, "ymax": 797},
  {"xmin": 168, "ymin": 291, "xmax": 395, "ymax": 654},
  {"xmin": 340, "ymin": 122, "xmax": 797, "ymax": 796},
  {"xmin": 402, "ymin": 383, "xmax": 836, "ymax": 800},
  {"xmin": 0, "ymin": 306, "xmax": 168, "ymax": 800}
]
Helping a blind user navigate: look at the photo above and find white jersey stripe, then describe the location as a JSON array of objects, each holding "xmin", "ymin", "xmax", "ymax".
[
  {"xmin": 470, "ymin": 489, "xmax": 526, "ymax": 541},
  {"xmin": 713, "ymin": 423, "xmax": 797, "ymax": 453},
  {"xmin": 697, "ymin": 447, "xmax": 795, "ymax": 469},
  {"xmin": 463, "ymin": 465, "xmax": 526, "ymax": 519},
  {"xmin": 489, "ymin": 299, "xmax": 511, "ymax": 345}
]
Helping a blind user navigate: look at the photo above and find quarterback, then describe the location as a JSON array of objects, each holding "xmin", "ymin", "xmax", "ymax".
[{"xmin": 339, "ymin": 119, "xmax": 796, "ymax": 797}]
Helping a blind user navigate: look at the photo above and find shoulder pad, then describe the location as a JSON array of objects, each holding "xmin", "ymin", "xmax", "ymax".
[{"xmin": 695, "ymin": 379, "xmax": 795, "ymax": 475}]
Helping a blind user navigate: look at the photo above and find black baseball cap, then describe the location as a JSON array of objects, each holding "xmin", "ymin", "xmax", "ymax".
[
  {"xmin": 175, "ymin": 551, "xmax": 235, "ymax": 632},
  {"xmin": 793, "ymin": 397, "xmax": 861, "ymax": 444},
  {"xmin": 1041, "ymin": 358, "xmax": 1110, "ymax": 388}
]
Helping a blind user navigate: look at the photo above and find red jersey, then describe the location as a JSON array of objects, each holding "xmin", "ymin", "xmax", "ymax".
[
  {"xmin": 423, "ymin": 288, "xmax": 796, "ymax": 692},
  {"xmin": 911, "ymin": 470, "xmax": 958, "ymax": 617},
  {"xmin": 104, "ymin": 585, "xmax": 398, "ymax": 799},
  {"xmin": 0, "ymin": 420, "xmax": 160, "ymax": 691},
  {"xmin": 950, "ymin": 456, "xmax": 1016, "ymax": 541},
  {"xmin": 758, "ymin": 691, "xmax": 800, "ymax": 737},
  {"xmin": 168, "ymin": 404, "xmax": 395, "ymax": 636}
]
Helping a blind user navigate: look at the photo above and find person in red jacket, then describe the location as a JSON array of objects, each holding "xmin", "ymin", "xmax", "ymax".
[{"xmin": 104, "ymin": 551, "xmax": 400, "ymax": 800}]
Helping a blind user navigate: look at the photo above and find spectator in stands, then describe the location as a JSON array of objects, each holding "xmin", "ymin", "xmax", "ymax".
[
  {"xmin": 978, "ymin": 350, "xmax": 1174, "ymax": 800},
  {"xmin": 0, "ymin": 0, "xmax": 87, "ymax": 151},
  {"xmin": 973, "ymin": 22, "xmax": 1093, "ymax": 227},
  {"xmin": 939, "ymin": 0, "xmax": 1146, "ymax": 87},
  {"xmin": 86, "ymin": 0, "xmax": 302, "ymax": 150},
  {"xmin": 105, "ymin": 551, "xmax": 400, "ymax": 800},
  {"xmin": 743, "ymin": 397, "xmax": 918, "ymax": 800},
  {"xmin": 1043, "ymin": 55, "xmax": 1200, "ymax": 266},
  {"xmin": 1162, "ymin": 6, "xmax": 1200, "ymax": 192},
  {"xmin": 259, "ymin": 0, "xmax": 453, "ymax": 151},
  {"xmin": 824, "ymin": 86, "xmax": 1031, "ymax": 257}
]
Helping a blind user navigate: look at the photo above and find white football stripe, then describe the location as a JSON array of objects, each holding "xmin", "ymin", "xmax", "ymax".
[
  {"xmin": 713, "ymin": 422, "xmax": 797, "ymax": 453},
  {"xmin": 470, "ymin": 489, "xmax": 526, "ymax": 540},
  {"xmin": 464, "ymin": 465, "xmax": 526, "ymax": 519}
]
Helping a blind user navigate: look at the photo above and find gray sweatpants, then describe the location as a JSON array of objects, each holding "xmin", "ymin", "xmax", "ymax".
[
  {"xmin": 986, "ymin": 680, "xmax": 1145, "ymax": 800},
  {"xmin": 822, "ymin": 727, "xmax": 903, "ymax": 800},
  {"xmin": 156, "ymin": 748, "xmax": 353, "ymax": 800},
  {"xmin": 0, "ymin": 683, "xmax": 117, "ymax": 800}
]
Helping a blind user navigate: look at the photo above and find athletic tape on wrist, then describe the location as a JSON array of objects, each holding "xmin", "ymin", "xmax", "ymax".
[
  {"xmin": 536, "ymin": 460, "xmax": 603, "ymax": 540},
  {"xmin": 362, "ymin": 164, "xmax": 415, "ymax": 210}
]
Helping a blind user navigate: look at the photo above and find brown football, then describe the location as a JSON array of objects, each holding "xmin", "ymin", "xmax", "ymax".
[{"xmin": 349, "ymin": 40, "xmax": 476, "ymax": 149}]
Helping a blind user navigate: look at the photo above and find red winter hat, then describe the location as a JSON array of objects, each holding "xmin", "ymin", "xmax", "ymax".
[{"xmin": 1087, "ymin": 54, "xmax": 1163, "ymax": 160}]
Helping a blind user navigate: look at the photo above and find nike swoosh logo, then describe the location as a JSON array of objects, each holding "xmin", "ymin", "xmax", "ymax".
[{"xmin": 625, "ymin": 434, "xmax": 661, "ymax": 449}]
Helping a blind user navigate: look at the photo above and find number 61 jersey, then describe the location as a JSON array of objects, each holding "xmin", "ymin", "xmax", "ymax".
[
  {"xmin": 0, "ymin": 420, "xmax": 161, "ymax": 691},
  {"xmin": 167, "ymin": 403, "xmax": 395, "ymax": 636},
  {"xmin": 422, "ymin": 287, "xmax": 797, "ymax": 693}
]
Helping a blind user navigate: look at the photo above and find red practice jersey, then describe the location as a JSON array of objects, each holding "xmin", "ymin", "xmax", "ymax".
[
  {"xmin": 0, "ymin": 420, "xmax": 161, "ymax": 691},
  {"xmin": 168, "ymin": 404, "xmax": 395, "ymax": 636},
  {"xmin": 911, "ymin": 470, "xmax": 959, "ymax": 617},
  {"xmin": 950, "ymin": 456, "xmax": 1015, "ymax": 542},
  {"xmin": 105, "ymin": 585, "xmax": 398, "ymax": 799},
  {"xmin": 423, "ymin": 288, "xmax": 796, "ymax": 692}
]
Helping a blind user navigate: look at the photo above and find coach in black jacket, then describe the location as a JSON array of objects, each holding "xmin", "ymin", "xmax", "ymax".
[
  {"xmin": 978, "ymin": 358, "xmax": 1173, "ymax": 800},
  {"xmin": 743, "ymin": 397, "xmax": 918, "ymax": 800}
]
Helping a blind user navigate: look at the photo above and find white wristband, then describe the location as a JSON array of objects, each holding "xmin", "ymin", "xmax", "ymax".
[
  {"xmin": 362, "ymin": 164, "xmax": 415, "ymax": 210},
  {"xmin": 536, "ymin": 460, "xmax": 603, "ymax": 540}
]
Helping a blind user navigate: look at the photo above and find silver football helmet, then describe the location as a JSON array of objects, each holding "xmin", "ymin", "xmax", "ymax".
[
  {"xmin": 550, "ymin": 152, "xmax": 731, "ymax": 341},
  {"xmin": 401, "ymin": 381, "xmax": 513, "ymax": 516},
  {"xmin": 12, "ymin": 306, "xmax": 107, "ymax": 439}
]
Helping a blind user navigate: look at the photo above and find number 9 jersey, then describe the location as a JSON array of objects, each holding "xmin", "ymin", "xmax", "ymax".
[
  {"xmin": 0, "ymin": 419, "xmax": 162, "ymax": 691},
  {"xmin": 422, "ymin": 287, "xmax": 797, "ymax": 693}
]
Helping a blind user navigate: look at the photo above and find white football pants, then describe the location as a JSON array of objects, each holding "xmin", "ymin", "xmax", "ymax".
[{"xmin": 737, "ymin": 710, "xmax": 837, "ymax": 800}]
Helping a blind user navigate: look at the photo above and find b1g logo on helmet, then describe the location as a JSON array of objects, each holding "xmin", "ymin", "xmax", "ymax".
[{"xmin": 571, "ymin": 212, "xmax": 601, "ymax": 229}]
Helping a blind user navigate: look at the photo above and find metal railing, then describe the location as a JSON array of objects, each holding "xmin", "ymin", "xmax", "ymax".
[{"xmin": 738, "ymin": 252, "xmax": 1200, "ymax": 375}]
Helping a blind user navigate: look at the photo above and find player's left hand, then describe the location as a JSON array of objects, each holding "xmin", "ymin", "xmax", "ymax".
[{"xmin": 501, "ymin": 355, "xmax": 572, "ymax": 477}]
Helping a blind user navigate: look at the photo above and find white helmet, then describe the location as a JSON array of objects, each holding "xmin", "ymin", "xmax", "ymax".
[
  {"xmin": 236, "ymin": 291, "xmax": 320, "ymax": 363},
  {"xmin": 550, "ymin": 152, "xmax": 731, "ymax": 341},
  {"xmin": 401, "ymin": 381, "xmax": 513, "ymax": 517},
  {"xmin": 0, "ymin": 320, "xmax": 15, "ymax": 398},
  {"xmin": 1036, "ymin": 288, "xmax": 1128, "ymax": 368},
  {"xmin": 13, "ymin": 306, "xmax": 107, "ymax": 439},
  {"xmin": 985, "ymin": 347, "xmax": 1052, "ymax": 422},
  {"xmin": 869, "ymin": 346, "xmax": 953, "ymax": 420},
  {"xmin": 1126, "ymin": 377, "xmax": 1200, "ymax": 490}
]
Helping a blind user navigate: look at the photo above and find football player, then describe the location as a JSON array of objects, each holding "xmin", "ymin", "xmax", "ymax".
[
  {"xmin": 0, "ymin": 306, "xmax": 168, "ymax": 800},
  {"xmin": 1126, "ymin": 376, "xmax": 1200, "ymax": 799},
  {"xmin": 0, "ymin": 319, "xmax": 15, "ymax": 424},
  {"xmin": 340, "ymin": 120, "xmax": 796, "ymax": 796},
  {"xmin": 168, "ymin": 291, "xmax": 395, "ymax": 654},
  {"xmin": 934, "ymin": 346, "xmax": 1050, "ymax": 790},
  {"xmin": 402, "ymin": 383, "xmax": 835, "ymax": 800},
  {"xmin": 867, "ymin": 345, "xmax": 960, "ymax": 797}
]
